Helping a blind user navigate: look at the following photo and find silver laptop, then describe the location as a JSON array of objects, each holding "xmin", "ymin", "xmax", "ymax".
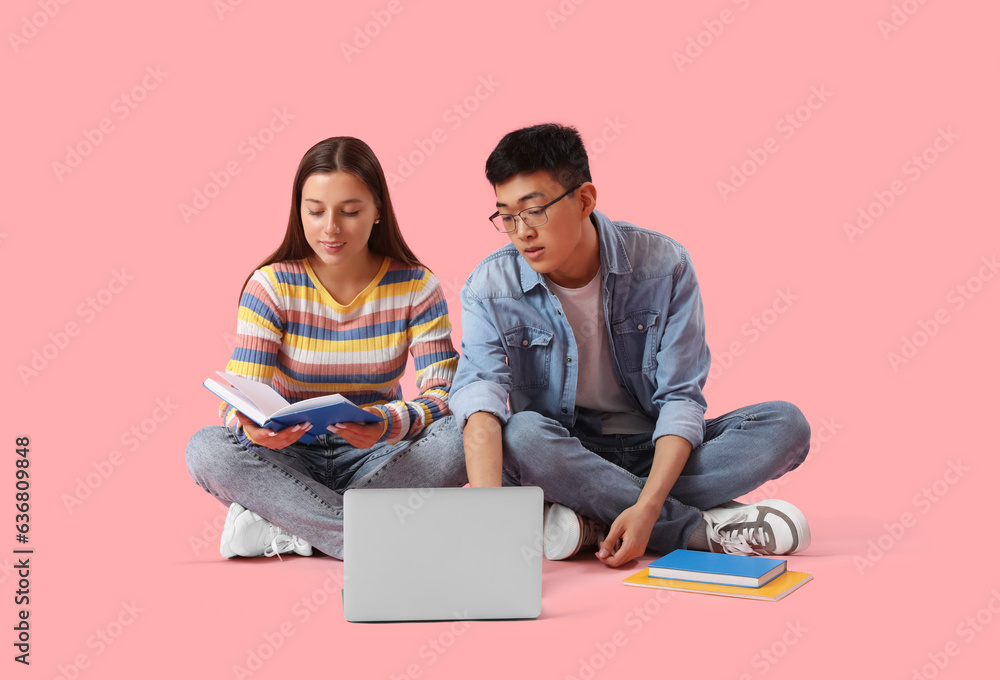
[{"xmin": 342, "ymin": 486, "xmax": 543, "ymax": 622}]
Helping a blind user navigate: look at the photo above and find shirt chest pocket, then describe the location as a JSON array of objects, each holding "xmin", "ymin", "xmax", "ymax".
[
  {"xmin": 612, "ymin": 310, "xmax": 660, "ymax": 373},
  {"xmin": 503, "ymin": 325, "xmax": 553, "ymax": 389}
]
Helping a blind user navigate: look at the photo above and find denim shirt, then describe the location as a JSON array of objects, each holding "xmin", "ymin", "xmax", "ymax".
[{"xmin": 450, "ymin": 210, "xmax": 711, "ymax": 449}]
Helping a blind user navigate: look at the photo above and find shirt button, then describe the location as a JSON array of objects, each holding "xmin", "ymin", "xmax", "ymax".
[
  {"xmin": 522, "ymin": 340, "xmax": 529, "ymax": 346},
  {"xmin": 637, "ymin": 324, "xmax": 644, "ymax": 330},
  {"xmin": 567, "ymin": 357, "xmax": 572, "ymax": 363},
  {"xmin": 561, "ymin": 408, "xmax": 568, "ymax": 414}
]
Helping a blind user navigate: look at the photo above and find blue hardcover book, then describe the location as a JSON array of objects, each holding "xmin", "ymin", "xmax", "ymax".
[
  {"xmin": 203, "ymin": 371, "xmax": 383, "ymax": 445},
  {"xmin": 647, "ymin": 549, "xmax": 787, "ymax": 588}
]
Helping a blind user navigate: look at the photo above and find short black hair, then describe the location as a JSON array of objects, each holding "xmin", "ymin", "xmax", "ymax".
[{"xmin": 485, "ymin": 123, "xmax": 592, "ymax": 190}]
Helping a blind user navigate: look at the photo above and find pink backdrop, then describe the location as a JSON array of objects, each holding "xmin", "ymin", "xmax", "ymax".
[{"xmin": 3, "ymin": 1, "xmax": 997, "ymax": 678}]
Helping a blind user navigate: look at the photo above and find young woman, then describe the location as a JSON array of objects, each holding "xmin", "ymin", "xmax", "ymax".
[{"xmin": 186, "ymin": 137, "xmax": 467, "ymax": 559}]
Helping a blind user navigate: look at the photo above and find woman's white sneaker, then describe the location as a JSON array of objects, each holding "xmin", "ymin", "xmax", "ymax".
[{"xmin": 220, "ymin": 502, "xmax": 313, "ymax": 559}]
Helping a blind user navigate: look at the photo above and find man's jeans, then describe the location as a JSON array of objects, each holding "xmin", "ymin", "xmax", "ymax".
[
  {"xmin": 186, "ymin": 416, "xmax": 468, "ymax": 558},
  {"xmin": 499, "ymin": 401, "xmax": 810, "ymax": 553}
]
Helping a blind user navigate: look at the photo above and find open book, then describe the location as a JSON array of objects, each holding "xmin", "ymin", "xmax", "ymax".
[{"xmin": 203, "ymin": 371, "xmax": 383, "ymax": 445}]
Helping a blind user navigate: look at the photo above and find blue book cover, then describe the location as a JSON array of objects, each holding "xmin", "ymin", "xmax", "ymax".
[
  {"xmin": 647, "ymin": 549, "xmax": 787, "ymax": 588},
  {"xmin": 204, "ymin": 372, "xmax": 383, "ymax": 445}
]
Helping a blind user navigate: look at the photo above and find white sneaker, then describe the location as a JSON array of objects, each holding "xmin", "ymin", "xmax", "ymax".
[
  {"xmin": 702, "ymin": 499, "xmax": 810, "ymax": 556},
  {"xmin": 220, "ymin": 502, "xmax": 313, "ymax": 560},
  {"xmin": 543, "ymin": 503, "xmax": 607, "ymax": 560}
]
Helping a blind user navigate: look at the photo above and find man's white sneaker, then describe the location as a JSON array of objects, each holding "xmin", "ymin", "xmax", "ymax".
[
  {"xmin": 543, "ymin": 503, "xmax": 607, "ymax": 560},
  {"xmin": 220, "ymin": 502, "xmax": 313, "ymax": 560},
  {"xmin": 701, "ymin": 499, "xmax": 810, "ymax": 556}
]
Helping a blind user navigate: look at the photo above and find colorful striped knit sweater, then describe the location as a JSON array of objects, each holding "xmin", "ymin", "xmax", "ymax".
[{"xmin": 221, "ymin": 256, "xmax": 458, "ymax": 445}]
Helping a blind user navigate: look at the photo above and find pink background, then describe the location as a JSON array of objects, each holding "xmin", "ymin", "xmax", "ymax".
[{"xmin": 3, "ymin": 1, "xmax": 997, "ymax": 678}]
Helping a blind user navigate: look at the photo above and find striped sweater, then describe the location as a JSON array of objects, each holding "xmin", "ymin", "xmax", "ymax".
[{"xmin": 221, "ymin": 257, "xmax": 458, "ymax": 445}]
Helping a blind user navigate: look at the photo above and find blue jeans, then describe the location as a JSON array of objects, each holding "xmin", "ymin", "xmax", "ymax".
[
  {"xmin": 185, "ymin": 416, "xmax": 468, "ymax": 558},
  {"xmin": 499, "ymin": 401, "xmax": 810, "ymax": 554}
]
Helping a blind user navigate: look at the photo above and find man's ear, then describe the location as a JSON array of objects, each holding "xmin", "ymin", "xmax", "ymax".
[{"xmin": 578, "ymin": 182, "xmax": 597, "ymax": 219}]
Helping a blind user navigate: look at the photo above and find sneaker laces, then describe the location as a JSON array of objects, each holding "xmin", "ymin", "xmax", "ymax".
[
  {"xmin": 262, "ymin": 528, "xmax": 309, "ymax": 561},
  {"xmin": 708, "ymin": 511, "xmax": 773, "ymax": 556}
]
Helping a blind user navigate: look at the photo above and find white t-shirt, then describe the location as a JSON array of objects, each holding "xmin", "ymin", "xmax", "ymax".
[{"xmin": 546, "ymin": 274, "xmax": 655, "ymax": 435}]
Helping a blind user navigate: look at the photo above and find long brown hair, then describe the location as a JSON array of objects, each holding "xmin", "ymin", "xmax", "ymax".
[{"xmin": 241, "ymin": 136, "xmax": 423, "ymax": 295}]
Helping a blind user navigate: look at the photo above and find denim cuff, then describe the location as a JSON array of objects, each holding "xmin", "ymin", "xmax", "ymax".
[
  {"xmin": 450, "ymin": 381, "xmax": 511, "ymax": 431},
  {"xmin": 653, "ymin": 401, "xmax": 706, "ymax": 450}
]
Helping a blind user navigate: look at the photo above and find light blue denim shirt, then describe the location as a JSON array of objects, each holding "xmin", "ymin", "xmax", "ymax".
[{"xmin": 451, "ymin": 209, "xmax": 711, "ymax": 449}]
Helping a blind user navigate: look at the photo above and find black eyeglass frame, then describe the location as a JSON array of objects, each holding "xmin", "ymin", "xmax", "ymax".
[{"xmin": 488, "ymin": 183, "xmax": 584, "ymax": 233}]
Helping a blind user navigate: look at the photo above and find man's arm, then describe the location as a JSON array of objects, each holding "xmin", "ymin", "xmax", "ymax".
[
  {"xmin": 450, "ymin": 277, "xmax": 514, "ymax": 485},
  {"xmin": 650, "ymin": 246, "xmax": 710, "ymax": 450},
  {"xmin": 464, "ymin": 411, "xmax": 504, "ymax": 487},
  {"xmin": 596, "ymin": 434, "xmax": 691, "ymax": 567},
  {"xmin": 597, "ymin": 242, "xmax": 710, "ymax": 566}
]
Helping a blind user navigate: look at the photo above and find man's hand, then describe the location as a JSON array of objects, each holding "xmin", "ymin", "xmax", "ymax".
[
  {"xmin": 596, "ymin": 502, "xmax": 659, "ymax": 567},
  {"xmin": 328, "ymin": 407, "xmax": 388, "ymax": 449},
  {"xmin": 594, "ymin": 434, "xmax": 693, "ymax": 567},
  {"xmin": 236, "ymin": 412, "xmax": 311, "ymax": 449}
]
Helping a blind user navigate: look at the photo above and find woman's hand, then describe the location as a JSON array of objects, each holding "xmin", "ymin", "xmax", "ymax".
[
  {"xmin": 235, "ymin": 412, "xmax": 311, "ymax": 450},
  {"xmin": 328, "ymin": 407, "xmax": 388, "ymax": 449}
]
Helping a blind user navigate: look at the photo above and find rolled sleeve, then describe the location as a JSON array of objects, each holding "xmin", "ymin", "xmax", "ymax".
[
  {"xmin": 450, "ymin": 380, "xmax": 511, "ymax": 431},
  {"xmin": 653, "ymin": 401, "xmax": 707, "ymax": 450}
]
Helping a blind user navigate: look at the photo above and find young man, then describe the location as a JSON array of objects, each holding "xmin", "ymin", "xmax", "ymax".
[{"xmin": 450, "ymin": 123, "xmax": 811, "ymax": 567}]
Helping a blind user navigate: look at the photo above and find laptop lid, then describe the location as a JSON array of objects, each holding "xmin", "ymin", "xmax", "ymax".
[{"xmin": 343, "ymin": 486, "xmax": 543, "ymax": 622}]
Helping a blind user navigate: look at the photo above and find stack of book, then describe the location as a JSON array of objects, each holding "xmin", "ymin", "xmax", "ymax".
[{"xmin": 623, "ymin": 549, "xmax": 813, "ymax": 601}]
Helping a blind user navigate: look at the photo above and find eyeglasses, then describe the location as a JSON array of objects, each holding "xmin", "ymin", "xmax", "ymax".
[{"xmin": 488, "ymin": 184, "xmax": 583, "ymax": 233}]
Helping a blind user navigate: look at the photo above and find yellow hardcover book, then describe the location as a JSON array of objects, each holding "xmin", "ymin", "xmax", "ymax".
[{"xmin": 623, "ymin": 568, "xmax": 813, "ymax": 601}]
